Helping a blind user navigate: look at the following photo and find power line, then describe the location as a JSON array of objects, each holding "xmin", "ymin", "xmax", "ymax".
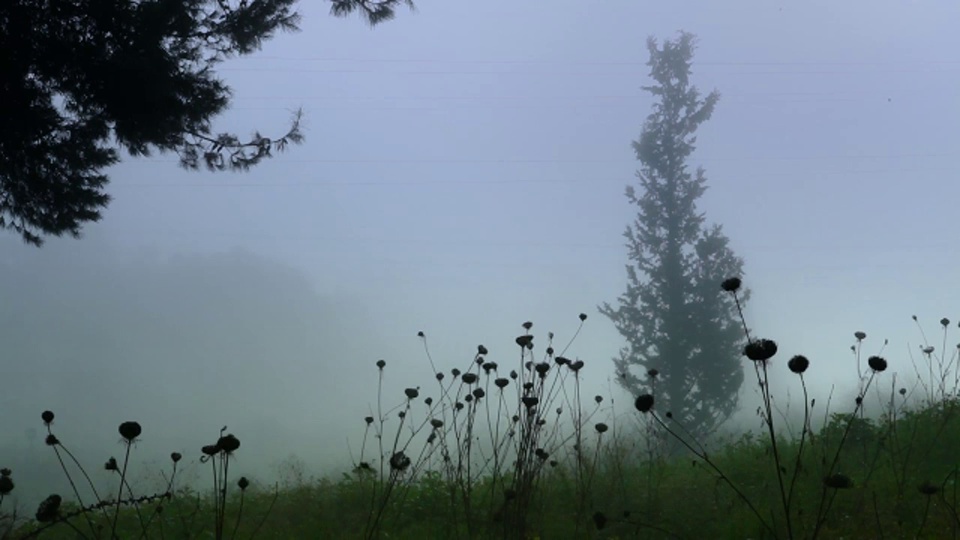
[{"xmin": 237, "ymin": 56, "xmax": 960, "ymax": 67}]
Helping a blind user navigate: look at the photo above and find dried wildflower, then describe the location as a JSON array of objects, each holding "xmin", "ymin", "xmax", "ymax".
[
  {"xmin": 461, "ymin": 373, "xmax": 478, "ymax": 384},
  {"xmin": 399, "ymin": 410, "xmax": 407, "ymax": 417},
  {"xmin": 0, "ymin": 468, "xmax": 10, "ymax": 477},
  {"xmin": 823, "ymin": 473, "xmax": 854, "ymax": 489},
  {"xmin": 452, "ymin": 368, "xmax": 461, "ymax": 377},
  {"xmin": 922, "ymin": 346, "xmax": 934, "ymax": 355},
  {"xmin": 389, "ymin": 451, "xmax": 411, "ymax": 472},
  {"xmin": 535, "ymin": 362, "xmax": 550, "ymax": 376},
  {"xmin": 105, "ymin": 457, "xmax": 118, "ymax": 471},
  {"xmin": 478, "ymin": 344, "xmax": 488, "ymax": 355},
  {"xmin": 647, "ymin": 368, "xmax": 659, "ymax": 378},
  {"xmin": 217, "ymin": 434, "xmax": 240, "ymax": 453},
  {"xmin": 118, "ymin": 421, "xmax": 141, "ymax": 442},
  {"xmin": 404, "ymin": 388, "xmax": 419, "ymax": 399},
  {"xmin": 430, "ymin": 418, "xmax": 444, "ymax": 429},
  {"xmin": 721, "ymin": 277, "xmax": 742, "ymax": 292},
  {"xmin": 744, "ymin": 339, "xmax": 778, "ymax": 362},
  {"xmin": 464, "ymin": 395, "xmax": 473, "ymax": 403},
  {"xmin": 899, "ymin": 388, "xmax": 907, "ymax": 396},
  {"xmin": 521, "ymin": 397, "xmax": 539, "ymax": 409},
  {"xmin": 868, "ymin": 356, "xmax": 888, "ymax": 373},
  {"xmin": 424, "ymin": 397, "xmax": 433, "ymax": 406},
  {"xmin": 510, "ymin": 370, "xmax": 518, "ymax": 379},
  {"xmin": 635, "ymin": 394, "xmax": 654, "ymax": 413},
  {"xmin": 579, "ymin": 313, "xmax": 587, "ymax": 321},
  {"xmin": 455, "ymin": 402, "xmax": 464, "ymax": 411},
  {"xmin": 854, "ymin": 331, "xmax": 866, "ymax": 341},
  {"xmin": 171, "ymin": 452, "xmax": 182, "ymax": 463},
  {"xmin": 376, "ymin": 359, "xmax": 386, "ymax": 369},
  {"xmin": 417, "ymin": 331, "xmax": 424, "ymax": 337},
  {"xmin": 522, "ymin": 321, "xmax": 533, "ymax": 330},
  {"xmin": 238, "ymin": 477, "xmax": 250, "ymax": 491},
  {"xmin": 788, "ymin": 355, "xmax": 810, "ymax": 374},
  {"xmin": 515, "ymin": 335, "xmax": 533, "ymax": 348},
  {"xmin": 0, "ymin": 474, "xmax": 13, "ymax": 495},
  {"xmin": 202, "ymin": 444, "xmax": 220, "ymax": 457},
  {"xmin": 41, "ymin": 410, "xmax": 54, "ymax": 425},
  {"xmin": 45, "ymin": 434, "xmax": 59, "ymax": 446},
  {"xmin": 482, "ymin": 362, "xmax": 497, "ymax": 373},
  {"xmin": 593, "ymin": 511, "xmax": 608, "ymax": 530},
  {"xmin": 523, "ymin": 382, "xmax": 534, "ymax": 391},
  {"xmin": 570, "ymin": 360, "xmax": 585, "ymax": 372},
  {"xmin": 473, "ymin": 388, "xmax": 485, "ymax": 399},
  {"xmin": 941, "ymin": 318, "xmax": 950, "ymax": 328},
  {"xmin": 595, "ymin": 423, "xmax": 609, "ymax": 434},
  {"xmin": 364, "ymin": 416, "xmax": 374, "ymax": 425},
  {"xmin": 856, "ymin": 396, "xmax": 863, "ymax": 405},
  {"xmin": 35, "ymin": 494, "xmax": 62, "ymax": 523},
  {"xmin": 546, "ymin": 346, "xmax": 554, "ymax": 356},
  {"xmin": 918, "ymin": 481, "xmax": 939, "ymax": 495},
  {"xmin": 435, "ymin": 372, "xmax": 444, "ymax": 381},
  {"xmin": 595, "ymin": 395, "xmax": 603, "ymax": 404},
  {"xmin": 495, "ymin": 378, "xmax": 509, "ymax": 389},
  {"xmin": 534, "ymin": 448, "xmax": 548, "ymax": 460}
]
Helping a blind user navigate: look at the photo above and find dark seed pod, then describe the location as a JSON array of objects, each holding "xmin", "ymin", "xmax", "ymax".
[
  {"xmin": 171, "ymin": 452, "xmax": 182, "ymax": 463},
  {"xmin": 364, "ymin": 416, "xmax": 374, "ymax": 425},
  {"xmin": 941, "ymin": 318, "xmax": 950, "ymax": 328},
  {"xmin": 635, "ymin": 394, "xmax": 655, "ymax": 413},
  {"xmin": 45, "ymin": 434, "xmax": 59, "ymax": 446},
  {"xmin": 0, "ymin": 468, "xmax": 10, "ymax": 477},
  {"xmin": 0, "ymin": 475, "xmax": 12, "ymax": 495},
  {"xmin": 461, "ymin": 373, "xmax": 478, "ymax": 384},
  {"xmin": 404, "ymin": 388, "xmax": 419, "ymax": 399},
  {"xmin": 41, "ymin": 411, "xmax": 54, "ymax": 425},
  {"xmin": 570, "ymin": 360, "xmax": 584, "ymax": 372},
  {"xmin": 823, "ymin": 473, "xmax": 854, "ymax": 489},
  {"xmin": 546, "ymin": 346, "xmax": 554, "ymax": 356},
  {"xmin": 495, "ymin": 378, "xmax": 509, "ymax": 389},
  {"xmin": 595, "ymin": 395, "xmax": 603, "ymax": 404},
  {"xmin": 119, "ymin": 421, "xmax": 141, "ymax": 442},
  {"xmin": 478, "ymin": 344, "xmax": 488, "ymax": 355},
  {"xmin": 515, "ymin": 335, "xmax": 533, "ymax": 348},
  {"xmin": 389, "ymin": 451, "xmax": 411, "ymax": 472},
  {"xmin": 435, "ymin": 372, "xmax": 445, "ymax": 381},
  {"xmin": 523, "ymin": 382, "xmax": 534, "ymax": 391},
  {"xmin": 473, "ymin": 388, "xmax": 485, "ymax": 399},
  {"xmin": 430, "ymin": 418, "xmax": 444, "ymax": 429},
  {"xmin": 555, "ymin": 356, "xmax": 569, "ymax": 365},
  {"xmin": 521, "ymin": 397, "xmax": 539, "ymax": 408},
  {"xmin": 647, "ymin": 368, "xmax": 659, "ymax": 378},
  {"xmin": 868, "ymin": 356, "xmax": 887, "ymax": 373},
  {"xmin": 854, "ymin": 331, "xmax": 866, "ymax": 340},
  {"xmin": 579, "ymin": 313, "xmax": 587, "ymax": 321},
  {"xmin": 535, "ymin": 362, "xmax": 550, "ymax": 376},
  {"xmin": 376, "ymin": 359, "xmax": 386, "ymax": 369},
  {"xmin": 744, "ymin": 339, "xmax": 778, "ymax": 362},
  {"xmin": 482, "ymin": 362, "xmax": 497, "ymax": 373},
  {"xmin": 464, "ymin": 395, "xmax": 473, "ymax": 403},
  {"xmin": 787, "ymin": 355, "xmax": 810, "ymax": 374},
  {"xmin": 35, "ymin": 494, "xmax": 62, "ymax": 523},
  {"xmin": 522, "ymin": 321, "xmax": 533, "ymax": 330},
  {"xmin": 534, "ymin": 448, "xmax": 548, "ymax": 460},
  {"xmin": 218, "ymin": 434, "xmax": 240, "ymax": 453},
  {"xmin": 202, "ymin": 444, "xmax": 220, "ymax": 457},
  {"xmin": 424, "ymin": 397, "xmax": 433, "ymax": 406},
  {"xmin": 721, "ymin": 277, "xmax": 741, "ymax": 292},
  {"xmin": 595, "ymin": 423, "xmax": 608, "ymax": 434},
  {"xmin": 452, "ymin": 368, "xmax": 461, "ymax": 377},
  {"xmin": 104, "ymin": 457, "xmax": 118, "ymax": 471},
  {"xmin": 899, "ymin": 388, "xmax": 907, "ymax": 396},
  {"xmin": 237, "ymin": 477, "xmax": 249, "ymax": 491}
]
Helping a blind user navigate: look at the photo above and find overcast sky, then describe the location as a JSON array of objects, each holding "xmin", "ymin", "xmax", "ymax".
[{"xmin": 3, "ymin": 0, "xmax": 960, "ymax": 507}]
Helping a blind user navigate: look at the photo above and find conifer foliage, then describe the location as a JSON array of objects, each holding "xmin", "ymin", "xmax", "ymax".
[
  {"xmin": 0, "ymin": 0, "xmax": 413, "ymax": 246},
  {"xmin": 600, "ymin": 32, "xmax": 749, "ymax": 442}
]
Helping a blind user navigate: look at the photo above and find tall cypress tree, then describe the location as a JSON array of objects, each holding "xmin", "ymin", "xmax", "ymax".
[{"xmin": 599, "ymin": 32, "xmax": 748, "ymax": 442}]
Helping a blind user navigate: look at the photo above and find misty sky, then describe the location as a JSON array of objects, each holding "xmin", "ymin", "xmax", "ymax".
[{"xmin": 3, "ymin": 0, "xmax": 960, "ymax": 507}]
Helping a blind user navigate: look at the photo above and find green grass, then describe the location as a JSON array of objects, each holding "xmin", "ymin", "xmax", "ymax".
[{"xmin": 4, "ymin": 282, "xmax": 960, "ymax": 539}]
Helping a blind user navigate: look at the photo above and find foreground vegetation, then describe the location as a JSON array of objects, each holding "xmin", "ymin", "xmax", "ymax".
[{"xmin": 4, "ymin": 280, "xmax": 960, "ymax": 539}]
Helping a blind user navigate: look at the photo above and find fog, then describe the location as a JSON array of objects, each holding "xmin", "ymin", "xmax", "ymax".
[{"xmin": 4, "ymin": 0, "xmax": 960, "ymax": 514}]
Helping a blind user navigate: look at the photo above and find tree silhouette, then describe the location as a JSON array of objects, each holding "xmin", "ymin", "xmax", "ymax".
[
  {"xmin": 599, "ymin": 32, "xmax": 749, "ymax": 443},
  {"xmin": 0, "ymin": 0, "xmax": 414, "ymax": 246}
]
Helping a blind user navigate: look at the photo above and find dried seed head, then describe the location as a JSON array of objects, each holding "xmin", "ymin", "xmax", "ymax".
[
  {"xmin": 515, "ymin": 335, "xmax": 533, "ymax": 348},
  {"xmin": 787, "ymin": 355, "xmax": 810, "ymax": 374},
  {"xmin": 404, "ymin": 388, "xmax": 419, "ymax": 399},
  {"xmin": 941, "ymin": 318, "xmax": 950, "ymax": 328},
  {"xmin": 635, "ymin": 394, "xmax": 654, "ymax": 413},
  {"xmin": 218, "ymin": 434, "xmax": 240, "ymax": 453},
  {"xmin": 364, "ymin": 416, "xmax": 374, "ymax": 425},
  {"xmin": 477, "ymin": 344, "xmax": 488, "ymax": 355},
  {"xmin": 461, "ymin": 373, "xmax": 478, "ymax": 384},
  {"xmin": 534, "ymin": 448, "xmax": 548, "ymax": 460},
  {"xmin": 868, "ymin": 356, "xmax": 888, "ymax": 373},
  {"xmin": 41, "ymin": 411, "xmax": 54, "ymax": 425},
  {"xmin": 647, "ymin": 368, "xmax": 659, "ymax": 378},
  {"xmin": 521, "ymin": 397, "xmax": 539, "ymax": 409},
  {"xmin": 570, "ymin": 360, "xmax": 584, "ymax": 372},
  {"xmin": 523, "ymin": 382, "xmax": 534, "ymax": 391},
  {"xmin": 118, "ymin": 421, "xmax": 142, "ymax": 442},
  {"xmin": 535, "ymin": 362, "xmax": 550, "ymax": 376},
  {"xmin": 482, "ymin": 362, "xmax": 497, "ymax": 373},
  {"xmin": 424, "ymin": 397, "xmax": 433, "ymax": 406},
  {"xmin": 579, "ymin": 313, "xmax": 587, "ymax": 321},
  {"xmin": 854, "ymin": 331, "xmax": 866, "ymax": 341},
  {"xmin": 922, "ymin": 346, "xmax": 935, "ymax": 355},
  {"xmin": 171, "ymin": 452, "xmax": 182, "ymax": 463},
  {"xmin": 495, "ymin": 378, "xmax": 509, "ymax": 389},
  {"xmin": 455, "ymin": 402, "xmax": 464, "ymax": 411},
  {"xmin": 202, "ymin": 444, "xmax": 220, "ymax": 457},
  {"xmin": 389, "ymin": 451, "xmax": 411, "ymax": 472},
  {"xmin": 435, "ymin": 372, "xmax": 444, "ymax": 381},
  {"xmin": 721, "ymin": 277, "xmax": 742, "ymax": 292},
  {"xmin": 104, "ymin": 457, "xmax": 118, "ymax": 471},
  {"xmin": 452, "ymin": 368, "xmax": 461, "ymax": 377},
  {"xmin": 45, "ymin": 434, "xmax": 59, "ymax": 446},
  {"xmin": 546, "ymin": 346, "xmax": 554, "ymax": 356},
  {"xmin": 417, "ymin": 331, "xmax": 424, "ymax": 337},
  {"xmin": 0, "ymin": 468, "xmax": 10, "ymax": 477},
  {"xmin": 522, "ymin": 321, "xmax": 533, "ymax": 330},
  {"xmin": 823, "ymin": 473, "xmax": 854, "ymax": 489},
  {"xmin": 899, "ymin": 388, "xmax": 907, "ymax": 396},
  {"xmin": 430, "ymin": 418, "xmax": 444, "ymax": 429},
  {"xmin": 463, "ymin": 395, "xmax": 473, "ymax": 403},
  {"xmin": 472, "ymin": 388, "xmax": 485, "ymax": 399},
  {"xmin": 0, "ymin": 475, "xmax": 12, "ymax": 495},
  {"xmin": 509, "ymin": 370, "xmax": 518, "ymax": 380},
  {"xmin": 238, "ymin": 477, "xmax": 249, "ymax": 491},
  {"xmin": 744, "ymin": 339, "xmax": 778, "ymax": 362},
  {"xmin": 595, "ymin": 423, "xmax": 609, "ymax": 434},
  {"xmin": 376, "ymin": 359, "xmax": 386, "ymax": 369},
  {"xmin": 555, "ymin": 356, "xmax": 569, "ymax": 365},
  {"xmin": 35, "ymin": 494, "xmax": 62, "ymax": 523},
  {"xmin": 594, "ymin": 395, "xmax": 603, "ymax": 404}
]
